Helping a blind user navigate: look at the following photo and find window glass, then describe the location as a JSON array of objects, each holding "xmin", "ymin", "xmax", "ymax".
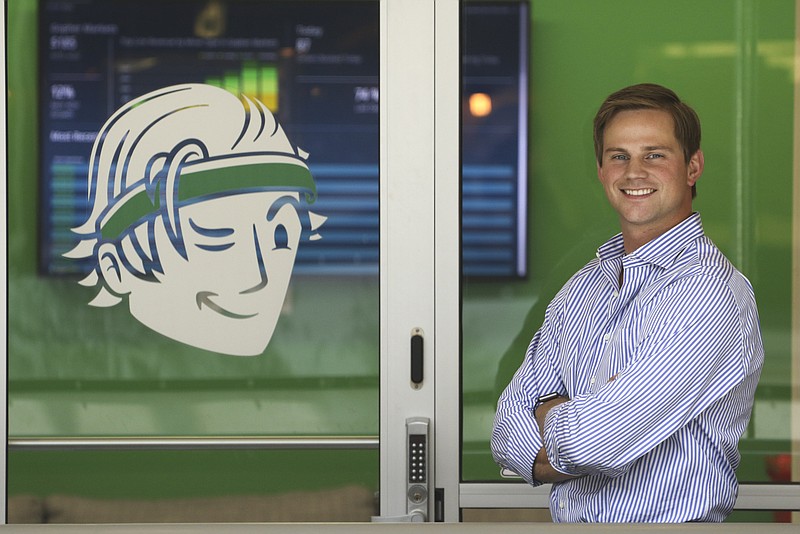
[
  {"xmin": 8, "ymin": 0, "xmax": 380, "ymax": 522},
  {"xmin": 461, "ymin": 1, "xmax": 797, "ymax": 521}
]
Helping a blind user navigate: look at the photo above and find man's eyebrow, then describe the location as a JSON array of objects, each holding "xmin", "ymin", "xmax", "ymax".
[
  {"xmin": 604, "ymin": 145, "xmax": 675, "ymax": 153},
  {"xmin": 188, "ymin": 218, "xmax": 234, "ymax": 237}
]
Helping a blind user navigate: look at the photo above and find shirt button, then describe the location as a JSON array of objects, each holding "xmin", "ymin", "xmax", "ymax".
[
  {"xmin": 603, "ymin": 333, "xmax": 611, "ymax": 342},
  {"xmin": 590, "ymin": 377, "xmax": 596, "ymax": 384},
  {"xmin": 611, "ymin": 291, "xmax": 618, "ymax": 298},
  {"xmin": 559, "ymin": 501, "xmax": 565, "ymax": 509}
]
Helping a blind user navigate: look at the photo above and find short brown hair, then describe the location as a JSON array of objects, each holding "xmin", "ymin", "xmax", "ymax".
[{"xmin": 593, "ymin": 83, "xmax": 701, "ymax": 166}]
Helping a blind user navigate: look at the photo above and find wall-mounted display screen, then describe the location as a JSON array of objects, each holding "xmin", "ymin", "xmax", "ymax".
[
  {"xmin": 462, "ymin": 1, "xmax": 528, "ymax": 278},
  {"xmin": 39, "ymin": 0, "xmax": 528, "ymax": 278}
]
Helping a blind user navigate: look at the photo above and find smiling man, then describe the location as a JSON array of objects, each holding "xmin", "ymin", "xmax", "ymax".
[
  {"xmin": 66, "ymin": 84, "xmax": 323, "ymax": 356},
  {"xmin": 491, "ymin": 83, "xmax": 763, "ymax": 522}
]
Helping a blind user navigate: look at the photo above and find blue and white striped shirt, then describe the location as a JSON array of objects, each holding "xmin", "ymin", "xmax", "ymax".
[{"xmin": 491, "ymin": 213, "xmax": 763, "ymax": 522}]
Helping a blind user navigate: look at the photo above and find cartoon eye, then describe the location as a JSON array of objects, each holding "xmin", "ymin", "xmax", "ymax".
[
  {"xmin": 189, "ymin": 218, "xmax": 235, "ymax": 251},
  {"xmin": 195, "ymin": 242, "xmax": 235, "ymax": 252},
  {"xmin": 273, "ymin": 223, "xmax": 290, "ymax": 250}
]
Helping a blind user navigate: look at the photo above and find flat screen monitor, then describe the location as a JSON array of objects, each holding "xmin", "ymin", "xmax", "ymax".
[
  {"xmin": 38, "ymin": 0, "xmax": 529, "ymax": 278},
  {"xmin": 462, "ymin": 1, "xmax": 528, "ymax": 278}
]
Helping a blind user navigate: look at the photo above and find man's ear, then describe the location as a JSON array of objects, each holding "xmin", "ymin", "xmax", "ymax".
[
  {"xmin": 97, "ymin": 242, "xmax": 130, "ymax": 296},
  {"xmin": 687, "ymin": 149, "xmax": 704, "ymax": 186}
]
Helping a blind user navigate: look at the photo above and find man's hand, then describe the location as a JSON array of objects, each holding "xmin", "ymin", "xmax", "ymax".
[{"xmin": 533, "ymin": 395, "xmax": 577, "ymax": 483}]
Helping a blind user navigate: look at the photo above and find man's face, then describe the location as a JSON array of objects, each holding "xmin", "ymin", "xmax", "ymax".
[
  {"xmin": 597, "ymin": 108, "xmax": 703, "ymax": 252},
  {"xmin": 125, "ymin": 191, "xmax": 302, "ymax": 355}
]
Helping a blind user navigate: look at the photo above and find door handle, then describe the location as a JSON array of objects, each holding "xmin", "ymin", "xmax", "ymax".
[{"xmin": 411, "ymin": 328, "xmax": 423, "ymax": 386}]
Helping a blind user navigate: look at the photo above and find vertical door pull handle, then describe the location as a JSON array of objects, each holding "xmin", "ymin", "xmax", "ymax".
[{"xmin": 411, "ymin": 329, "xmax": 424, "ymax": 385}]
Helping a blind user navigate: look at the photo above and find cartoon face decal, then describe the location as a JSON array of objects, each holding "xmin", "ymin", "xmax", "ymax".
[{"xmin": 65, "ymin": 84, "xmax": 324, "ymax": 356}]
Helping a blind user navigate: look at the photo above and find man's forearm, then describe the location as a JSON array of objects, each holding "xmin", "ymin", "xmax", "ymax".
[
  {"xmin": 533, "ymin": 395, "xmax": 578, "ymax": 483},
  {"xmin": 533, "ymin": 445, "xmax": 577, "ymax": 483}
]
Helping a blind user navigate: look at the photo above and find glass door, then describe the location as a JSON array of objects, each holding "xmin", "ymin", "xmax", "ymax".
[
  {"xmin": 7, "ymin": 0, "xmax": 388, "ymax": 523},
  {"xmin": 457, "ymin": 0, "xmax": 800, "ymax": 522}
]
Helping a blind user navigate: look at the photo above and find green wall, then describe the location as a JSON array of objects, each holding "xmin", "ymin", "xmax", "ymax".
[{"xmin": 7, "ymin": 0, "xmax": 797, "ymax": 519}]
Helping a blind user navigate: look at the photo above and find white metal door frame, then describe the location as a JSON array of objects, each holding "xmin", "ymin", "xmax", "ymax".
[
  {"xmin": 379, "ymin": 0, "xmax": 436, "ymax": 521},
  {"xmin": 379, "ymin": 0, "xmax": 460, "ymax": 522},
  {"xmin": 432, "ymin": 0, "xmax": 461, "ymax": 522}
]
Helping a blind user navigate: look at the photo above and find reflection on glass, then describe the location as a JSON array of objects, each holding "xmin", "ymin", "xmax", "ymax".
[
  {"xmin": 460, "ymin": 3, "xmax": 797, "ymax": 520},
  {"xmin": 9, "ymin": 0, "xmax": 380, "ymax": 523},
  {"xmin": 461, "ymin": 2, "xmax": 528, "ymax": 279}
]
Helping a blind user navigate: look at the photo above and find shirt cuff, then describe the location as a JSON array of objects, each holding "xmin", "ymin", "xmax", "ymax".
[
  {"xmin": 542, "ymin": 401, "xmax": 580, "ymax": 477},
  {"xmin": 494, "ymin": 412, "xmax": 543, "ymax": 487}
]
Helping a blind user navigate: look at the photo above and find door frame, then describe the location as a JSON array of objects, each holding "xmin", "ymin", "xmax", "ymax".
[
  {"xmin": 378, "ymin": 0, "xmax": 460, "ymax": 522},
  {"xmin": 1, "ymin": 1, "xmax": 7, "ymax": 522}
]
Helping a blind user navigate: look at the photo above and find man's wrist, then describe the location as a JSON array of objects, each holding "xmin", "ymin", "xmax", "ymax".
[
  {"xmin": 534, "ymin": 393, "xmax": 568, "ymax": 434},
  {"xmin": 533, "ymin": 392, "xmax": 561, "ymax": 418}
]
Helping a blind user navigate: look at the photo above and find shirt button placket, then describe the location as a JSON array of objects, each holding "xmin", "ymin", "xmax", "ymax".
[{"xmin": 608, "ymin": 289, "xmax": 619, "ymax": 317}]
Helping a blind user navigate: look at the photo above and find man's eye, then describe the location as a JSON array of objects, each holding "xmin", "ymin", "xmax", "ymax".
[
  {"xmin": 610, "ymin": 154, "xmax": 628, "ymax": 161},
  {"xmin": 646, "ymin": 153, "xmax": 664, "ymax": 159}
]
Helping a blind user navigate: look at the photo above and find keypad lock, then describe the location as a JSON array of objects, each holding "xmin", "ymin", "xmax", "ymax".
[
  {"xmin": 406, "ymin": 417, "xmax": 429, "ymax": 521},
  {"xmin": 409, "ymin": 434, "xmax": 426, "ymax": 484}
]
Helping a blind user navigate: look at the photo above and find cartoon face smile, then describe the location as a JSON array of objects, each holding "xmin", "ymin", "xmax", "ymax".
[
  {"xmin": 181, "ymin": 192, "xmax": 302, "ymax": 318},
  {"xmin": 110, "ymin": 192, "xmax": 304, "ymax": 355},
  {"xmin": 66, "ymin": 84, "xmax": 323, "ymax": 356}
]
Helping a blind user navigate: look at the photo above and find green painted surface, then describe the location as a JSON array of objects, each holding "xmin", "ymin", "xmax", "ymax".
[{"xmin": 9, "ymin": 449, "xmax": 379, "ymax": 500}]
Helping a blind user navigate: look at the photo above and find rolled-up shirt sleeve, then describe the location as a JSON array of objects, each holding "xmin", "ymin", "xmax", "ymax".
[
  {"xmin": 490, "ymin": 349, "xmax": 544, "ymax": 486},
  {"xmin": 491, "ymin": 288, "xmax": 569, "ymax": 486}
]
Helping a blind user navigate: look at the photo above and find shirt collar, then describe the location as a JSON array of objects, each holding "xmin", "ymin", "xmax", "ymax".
[{"xmin": 596, "ymin": 213, "xmax": 705, "ymax": 269}]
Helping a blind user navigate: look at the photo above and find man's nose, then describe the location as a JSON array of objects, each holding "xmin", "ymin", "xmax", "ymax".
[{"xmin": 625, "ymin": 157, "xmax": 647, "ymax": 178}]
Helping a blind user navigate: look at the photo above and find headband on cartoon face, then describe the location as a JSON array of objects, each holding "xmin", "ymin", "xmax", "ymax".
[{"xmin": 99, "ymin": 160, "xmax": 317, "ymax": 240}]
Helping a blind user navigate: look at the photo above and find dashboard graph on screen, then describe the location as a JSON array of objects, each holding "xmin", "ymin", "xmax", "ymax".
[{"xmin": 39, "ymin": 0, "xmax": 529, "ymax": 278}]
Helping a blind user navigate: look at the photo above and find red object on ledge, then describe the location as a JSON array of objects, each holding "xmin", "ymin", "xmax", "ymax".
[{"xmin": 765, "ymin": 454, "xmax": 792, "ymax": 522}]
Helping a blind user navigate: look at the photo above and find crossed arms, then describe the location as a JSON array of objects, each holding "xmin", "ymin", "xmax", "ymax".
[{"xmin": 491, "ymin": 273, "xmax": 757, "ymax": 487}]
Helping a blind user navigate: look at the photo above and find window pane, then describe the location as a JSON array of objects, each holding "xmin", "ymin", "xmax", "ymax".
[
  {"xmin": 461, "ymin": 0, "xmax": 797, "ymax": 517},
  {"xmin": 8, "ymin": 0, "xmax": 379, "ymax": 522}
]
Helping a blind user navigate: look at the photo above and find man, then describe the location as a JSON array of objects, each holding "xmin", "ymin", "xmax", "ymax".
[
  {"xmin": 491, "ymin": 83, "xmax": 763, "ymax": 522},
  {"xmin": 65, "ymin": 84, "xmax": 325, "ymax": 356}
]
